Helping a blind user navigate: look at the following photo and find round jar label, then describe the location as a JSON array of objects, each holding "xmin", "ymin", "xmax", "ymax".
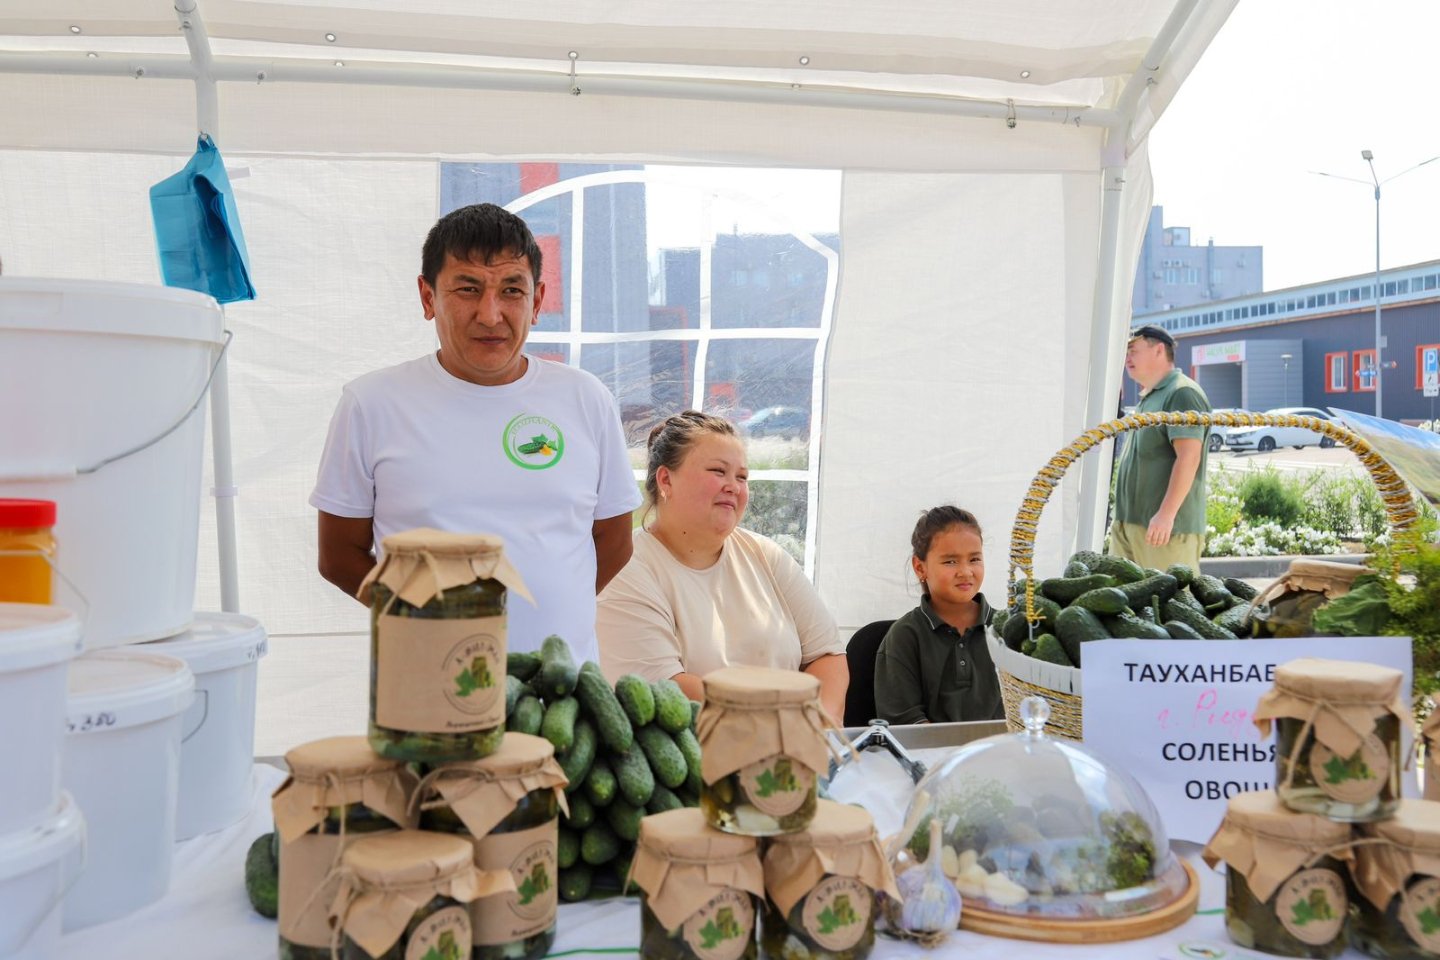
[
  {"xmin": 473, "ymin": 822, "xmax": 557, "ymax": 944},
  {"xmin": 405, "ymin": 904, "xmax": 471, "ymax": 960},
  {"xmin": 1309, "ymin": 733, "xmax": 1388, "ymax": 804},
  {"xmin": 441, "ymin": 632, "xmax": 504, "ymax": 716},
  {"xmin": 681, "ymin": 888, "xmax": 754, "ymax": 960},
  {"xmin": 1400, "ymin": 876, "xmax": 1440, "ymax": 951},
  {"xmin": 1275, "ymin": 868, "xmax": 1347, "ymax": 946},
  {"xmin": 800, "ymin": 876, "xmax": 872, "ymax": 951},
  {"xmin": 738, "ymin": 754, "xmax": 813, "ymax": 817}
]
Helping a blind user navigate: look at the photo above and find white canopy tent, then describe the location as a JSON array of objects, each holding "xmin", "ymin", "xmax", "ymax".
[{"xmin": 0, "ymin": 1, "xmax": 1236, "ymax": 749}]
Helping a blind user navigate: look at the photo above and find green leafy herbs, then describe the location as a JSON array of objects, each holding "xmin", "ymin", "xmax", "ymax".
[
  {"xmin": 1418, "ymin": 903, "xmax": 1440, "ymax": 935},
  {"xmin": 420, "ymin": 929, "xmax": 463, "ymax": 960}
]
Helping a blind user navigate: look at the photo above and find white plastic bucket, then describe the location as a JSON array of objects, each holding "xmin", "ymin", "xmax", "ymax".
[
  {"xmin": 62, "ymin": 650, "xmax": 194, "ymax": 930},
  {"xmin": 0, "ymin": 791, "xmax": 85, "ymax": 960},
  {"xmin": 144, "ymin": 612, "xmax": 268, "ymax": 840},
  {"xmin": 0, "ymin": 278, "xmax": 225, "ymax": 648},
  {"xmin": 0, "ymin": 604, "xmax": 81, "ymax": 837}
]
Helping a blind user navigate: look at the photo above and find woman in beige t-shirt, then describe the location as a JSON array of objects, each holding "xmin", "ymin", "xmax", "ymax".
[{"xmin": 596, "ymin": 411, "xmax": 848, "ymax": 722}]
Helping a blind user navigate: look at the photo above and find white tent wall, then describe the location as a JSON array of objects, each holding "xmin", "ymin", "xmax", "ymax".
[{"xmin": 0, "ymin": 1, "xmax": 1233, "ymax": 750}]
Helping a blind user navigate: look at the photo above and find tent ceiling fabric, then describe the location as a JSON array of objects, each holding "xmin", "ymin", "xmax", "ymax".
[{"xmin": 0, "ymin": 1, "xmax": 1231, "ymax": 124}]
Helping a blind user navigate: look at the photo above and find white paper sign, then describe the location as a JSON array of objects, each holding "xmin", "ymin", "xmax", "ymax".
[{"xmin": 1081, "ymin": 636, "xmax": 1414, "ymax": 844}]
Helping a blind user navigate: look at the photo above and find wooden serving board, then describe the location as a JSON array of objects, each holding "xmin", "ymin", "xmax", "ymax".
[{"xmin": 958, "ymin": 860, "xmax": 1200, "ymax": 944}]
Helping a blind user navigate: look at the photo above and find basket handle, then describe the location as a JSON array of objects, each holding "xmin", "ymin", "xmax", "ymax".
[{"xmin": 1008, "ymin": 411, "xmax": 1423, "ymax": 626}]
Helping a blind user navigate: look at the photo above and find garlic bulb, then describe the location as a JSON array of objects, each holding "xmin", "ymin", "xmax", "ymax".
[{"xmin": 894, "ymin": 818, "xmax": 962, "ymax": 933}]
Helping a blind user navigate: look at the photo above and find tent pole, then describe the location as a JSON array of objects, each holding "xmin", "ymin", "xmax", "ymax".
[
  {"xmin": 1074, "ymin": 0, "xmax": 1201, "ymax": 554},
  {"xmin": 175, "ymin": 0, "xmax": 241, "ymax": 614},
  {"xmin": 1075, "ymin": 154, "xmax": 1127, "ymax": 553}
]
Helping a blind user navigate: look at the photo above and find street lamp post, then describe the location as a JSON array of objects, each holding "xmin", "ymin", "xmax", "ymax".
[
  {"xmin": 1362, "ymin": 150, "xmax": 1382, "ymax": 419},
  {"xmin": 1281, "ymin": 352, "xmax": 1292, "ymax": 406},
  {"xmin": 1312, "ymin": 150, "xmax": 1440, "ymax": 420}
]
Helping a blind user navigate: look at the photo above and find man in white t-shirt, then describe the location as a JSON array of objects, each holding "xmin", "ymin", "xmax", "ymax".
[{"xmin": 310, "ymin": 203, "xmax": 641, "ymax": 663}]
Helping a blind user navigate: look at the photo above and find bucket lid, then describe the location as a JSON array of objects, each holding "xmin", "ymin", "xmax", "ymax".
[
  {"xmin": 0, "ymin": 790, "xmax": 84, "ymax": 883},
  {"xmin": 0, "ymin": 603, "xmax": 82, "ymax": 672},
  {"xmin": 0, "ymin": 277, "xmax": 224, "ymax": 345},
  {"xmin": 144, "ymin": 612, "xmax": 267, "ymax": 674},
  {"xmin": 67, "ymin": 649, "xmax": 194, "ymax": 733}
]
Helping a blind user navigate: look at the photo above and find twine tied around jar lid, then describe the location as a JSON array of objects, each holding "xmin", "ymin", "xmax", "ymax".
[
  {"xmin": 1202, "ymin": 790, "xmax": 1356, "ymax": 902},
  {"xmin": 629, "ymin": 807, "xmax": 766, "ymax": 932},
  {"xmin": 324, "ymin": 830, "xmax": 511, "ymax": 960},
  {"xmin": 763, "ymin": 798, "xmax": 900, "ymax": 916},
  {"xmin": 409, "ymin": 732, "xmax": 571, "ymax": 839},
  {"xmin": 697, "ymin": 666, "xmax": 849, "ymax": 783},
  {"xmin": 359, "ymin": 527, "xmax": 533, "ymax": 608},
  {"xmin": 1352, "ymin": 800, "xmax": 1440, "ymax": 909},
  {"xmin": 273, "ymin": 735, "xmax": 417, "ymax": 843},
  {"xmin": 1252, "ymin": 658, "xmax": 1410, "ymax": 794}
]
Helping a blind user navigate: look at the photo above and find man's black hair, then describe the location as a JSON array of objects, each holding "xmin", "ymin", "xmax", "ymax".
[{"xmin": 421, "ymin": 203, "xmax": 542, "ymax": 287}]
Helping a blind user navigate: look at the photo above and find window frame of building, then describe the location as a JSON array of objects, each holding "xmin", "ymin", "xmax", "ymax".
[
  {"xmin": 1417, "ymin": 343, "xmax": 1440, "ymax": 390},
  {"xmin": 1324, "ymin": 352, "xmax": 1348, "ymax": 394},
  {"xmin": 1353, "ymin": 349, "xmax": 1378, "ymax": 393}
]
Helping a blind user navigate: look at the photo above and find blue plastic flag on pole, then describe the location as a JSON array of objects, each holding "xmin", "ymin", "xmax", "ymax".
[{"xmin": 149, "ymin": 135, "xmax": 256, "ymax": 303}]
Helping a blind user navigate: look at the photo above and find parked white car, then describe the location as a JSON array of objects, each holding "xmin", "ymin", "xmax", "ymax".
[
  {"xmin": 1224, "ymin": 407, "xmax": 1338, "ymax": 452},
  {"xmin": 1206, "ymin": 408, "xmax": 1253, "ymax": 452}
]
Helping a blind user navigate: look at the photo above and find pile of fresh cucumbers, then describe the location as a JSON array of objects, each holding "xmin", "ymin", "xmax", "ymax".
[
  {"xmin": 506, "ymin": 635, "xmax": 703, "ymax": 901},
  {"xmin": 991, "ymin": 551, "xmax": 1260, "ymax": 668}
]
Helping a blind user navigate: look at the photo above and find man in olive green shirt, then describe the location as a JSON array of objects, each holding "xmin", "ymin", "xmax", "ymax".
[
  {"xmin": 872, "ymin": 593, "xmax": 1002, "ymax": 724},
  {"xmin": 1110, "ymin": 324, "xmax": 1210, "ymax": 571}
]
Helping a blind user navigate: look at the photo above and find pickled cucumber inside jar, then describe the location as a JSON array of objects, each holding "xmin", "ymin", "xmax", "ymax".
[
  {"xmin": 641, "ymin": 889, "xmax": 759, "ymax": 960},
  {"xmin": 369, "ymin": 578, "xmax": 507, "ymax": 765},
  {"xmin": 341, "ymin": 894, "xmax": 471, "ymax": 960},
  {"xmin": 632, "ymin": 808, "xmax": 765, "ymax": 960},
  {"xmin": 361, "ymin": 529, "xmax": 529, "ymax": 766},
  {"xmin": 1351, "ymin": 873, "xmax": 1440, "ymax": 960},
  {"xmin": 1275, "ymin": 713, "xmax": 1401, "ymax": 823},
  {"xmin": 1225, "ymin": 859, "xmax": 1350, "ymax": 960},
  {"xmin": 334, "ymin": 831, "xmax": 483, "ymax": 960},
  {"xmin": 274, "ymin": 736, "xmax": 417, "ymax": 960},
  {"xmin": 760, "ymin": 876, "xmax": 875, "ymax": 960},
  {"xmin": 1256, "ymin": 658, "xmax": 1408, "ymax": 824},
  {"xmin": 413, "ymin": 736, "xmax": 568, "ymax": 960},
  {"xmin": 701, "ymin": 759, "xmax": 818, "ymax": 837}
]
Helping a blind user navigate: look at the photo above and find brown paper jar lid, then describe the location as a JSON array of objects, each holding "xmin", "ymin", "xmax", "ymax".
[
  {"xmin": 342, "ymin": 830, "xmax": 477, "ymax": 887},
  {"xmin": 1222, "ymin": 789, "xmax": 1352, "ymax": 846},
  {"xmin": 1273, "ymin": 658, "xmax": 1403, "ymax": 704},
  {"xmin": 285, "ymin": 735, "xmax": 406, "ymax": 781},
  {"xmin": 1368, "ymin": 799, "xmax": 1440, "ymax": 852},
  {"xmin": 637, "ymin": 807, "xmax": 759, "ymax": 862},
  {"xmin": 766, "ymin": 798, "xmax": 875, "ymax": 849},
  {"xmin": 380, "ymin": 528, "xmax": 505, "ymax": 559},
  {"xmin": 703, "ymin": 665, "xmax": 820, "ymax": 707}
]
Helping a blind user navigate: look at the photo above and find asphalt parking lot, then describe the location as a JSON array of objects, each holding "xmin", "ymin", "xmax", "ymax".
[{"xmin": 1209, "ymin": 445, "xmax": 1363, "ymax": 476}]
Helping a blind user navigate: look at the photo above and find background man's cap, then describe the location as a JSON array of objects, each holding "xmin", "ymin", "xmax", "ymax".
[{"xmin": 1128, "ymin": 324, "xmax": 1175, "ymax": 348}]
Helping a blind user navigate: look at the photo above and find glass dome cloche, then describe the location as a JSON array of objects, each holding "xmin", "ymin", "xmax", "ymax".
[{"xmin": 891, "ymin": 697, "xmax": 1197, "ymax": 941}]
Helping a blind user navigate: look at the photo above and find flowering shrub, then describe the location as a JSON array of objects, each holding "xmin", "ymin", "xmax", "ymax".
[{"xmin": 1203, "ymin": 520, "xmax": 1342, "ymax": 558}]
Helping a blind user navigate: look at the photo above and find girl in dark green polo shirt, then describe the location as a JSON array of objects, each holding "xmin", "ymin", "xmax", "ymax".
[{"xmin": 873, "ymin": 506, "xmax": 1003, "ymax": 725}]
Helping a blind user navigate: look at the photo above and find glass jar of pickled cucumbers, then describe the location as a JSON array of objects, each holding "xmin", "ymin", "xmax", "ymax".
[
  {"xmin": 272, "ymin": 736, "xmax": 418, "ymax": 960},
  {"xmin": 1351, "ymin": 800, "xmax": 1440, "ymax": 960},
  {"xmin": 360, "ymin": 528, "xmax": 532, "ymax": 765}
]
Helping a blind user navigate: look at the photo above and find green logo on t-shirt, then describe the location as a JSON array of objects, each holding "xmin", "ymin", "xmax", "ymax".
[{"xmin": 503, "ymin": 414, "xmax": 565, "ymax": 470}]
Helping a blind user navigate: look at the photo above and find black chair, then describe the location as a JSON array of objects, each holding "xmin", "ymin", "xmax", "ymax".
[{"xmin": 843, "ymin": 619, "xmax": 895, "ymax": 727}]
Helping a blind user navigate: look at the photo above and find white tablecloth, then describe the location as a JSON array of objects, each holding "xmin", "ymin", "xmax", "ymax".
[{"xmin": 54, "ymin": 759, "xmax": 1375, "ymax": 960}]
